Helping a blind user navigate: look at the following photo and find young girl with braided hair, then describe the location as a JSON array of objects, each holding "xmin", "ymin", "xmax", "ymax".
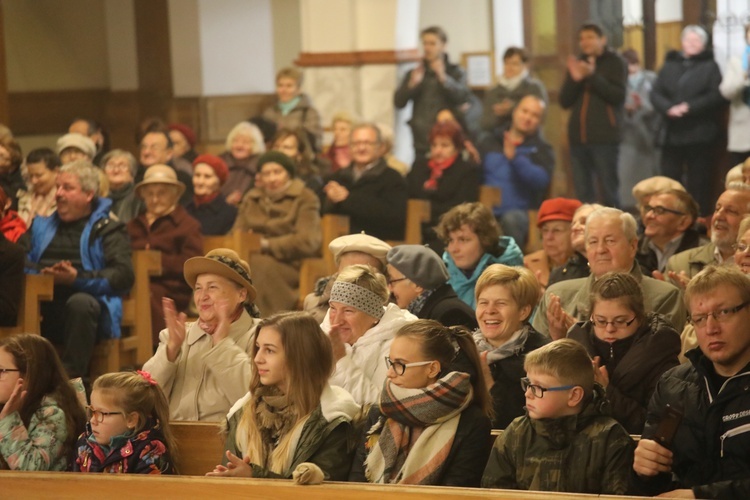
[
  {"xmin": 349, "ymin": 319, "xmax": 493, "ymax": 486},
  {"xmin": 74, "ymin": 371, "xmax": 177, "ymax": 474}
]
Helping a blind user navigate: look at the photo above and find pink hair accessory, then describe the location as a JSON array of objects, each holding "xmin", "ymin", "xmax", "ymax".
[{"xmin": 137, "ymin": 370, "xmax": 158, "ymax": 386}]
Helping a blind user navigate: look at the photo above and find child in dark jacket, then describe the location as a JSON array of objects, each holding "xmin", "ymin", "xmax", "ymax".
[
  {"xmin": 482, "ymin": 339, "xmax": 633, "ymax": 494},
  {"xmin": 74, "ymin": 371, "xmax": 176, "ymax": 474}
]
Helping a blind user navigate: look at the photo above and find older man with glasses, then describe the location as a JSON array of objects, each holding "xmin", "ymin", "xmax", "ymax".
[
  {"xmin": 662, "ymin": 185, "xmax": 750, "ymax": 288},
  {"xmin": 635, "ymin": 189, "xmax": 706, "ymax": 277},
  {"xmin": 532, "ymin": 207, "xmax": 685, "ymax": 339}
]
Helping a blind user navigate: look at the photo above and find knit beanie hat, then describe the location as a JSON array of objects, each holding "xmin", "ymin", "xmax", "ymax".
[
  {"xmin": 387, "ymin": 245, "xmax": 449, "ymax": 290},
  {"xmin": 193, "ymin": 154, "xmax": 229, "ymax": 185},
  {"xmin": 257, "ymin": 151, "xmax": 296, "ymax": 178}
]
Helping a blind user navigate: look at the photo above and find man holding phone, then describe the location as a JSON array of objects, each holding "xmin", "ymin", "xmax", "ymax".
[
  {"xmin": 394, "ymin": 25, "xmax": 471, "ymax": 159},
  {"xmin": 631, "ymin": 265, "xmax": 750, "ymax": 498}
]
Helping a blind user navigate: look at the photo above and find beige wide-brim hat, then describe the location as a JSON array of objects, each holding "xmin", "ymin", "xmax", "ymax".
[
  {"xmin": 135, "ymin": 164, "xmax": 186, "ymax": 199},
  {"xmin": 183, "ymin": 248, "xmax": 257, "ymax": 303}
]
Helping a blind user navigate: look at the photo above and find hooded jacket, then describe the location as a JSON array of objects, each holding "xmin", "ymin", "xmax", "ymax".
[
  {"xmin": 482, "ymin": 385, "xmax": 634, "ymax": 494},
  {"xmin": 568, "ymin": 312, "xmax": 681, "ymax": 433},
  {"xmin": 224, "ymin": 384, "xmax": 360, "ymax": 481},
  {"xmin": 444, "ymin": 236, "xmax": 524, "ymax": 309}
]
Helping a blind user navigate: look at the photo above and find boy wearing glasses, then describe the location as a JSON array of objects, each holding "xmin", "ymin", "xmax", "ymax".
[
  {"xmin": 482, "ymin": 338, "xmax": 633, "ymax": 494},
  {"xmin": 631, "ymin": 266, "xmax": 750, "ymax": 498}
]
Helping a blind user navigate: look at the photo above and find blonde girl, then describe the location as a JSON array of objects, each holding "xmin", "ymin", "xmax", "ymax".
[
  {"xmin": 209, "ymin": 311, "xmax": 359, "ymax": 480},
  {"xmin": 74, "ymin": 371, "xmax": 177, "ymax": 474}
]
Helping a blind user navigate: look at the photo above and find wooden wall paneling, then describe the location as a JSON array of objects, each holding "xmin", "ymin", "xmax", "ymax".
[
  {"xmin": 201, "ymin": 94, "xmax": 276, "ymax": 143},
  {"xmin": 133, "ymin": 0, "xmax": 172, "ymax": 94},
  {"xmin": 7, "ymin": 89, "xmax": 109, "ymax": 136},
  {"xmin": 0, "ymin": 1, "xmax": 8, "ymax": 125}
]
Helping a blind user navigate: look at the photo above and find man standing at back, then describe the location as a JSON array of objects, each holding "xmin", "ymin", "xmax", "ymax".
[
  {"xmin": 560, "ymin": 23, "xmax": 627, "ymax": 207},
  {"xmin": 394, "ymin": 26, "xmax": 472, "ymax": 160}
]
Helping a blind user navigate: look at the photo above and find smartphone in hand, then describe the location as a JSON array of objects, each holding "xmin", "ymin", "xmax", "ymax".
[{"xmin": 653, "ymin": 404, "xmax": 683, "ymax": 449}]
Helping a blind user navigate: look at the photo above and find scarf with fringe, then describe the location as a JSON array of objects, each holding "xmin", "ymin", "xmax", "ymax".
[{"xmin": 364, "ymin": 371, "xmax": 472, "ymax": 484}]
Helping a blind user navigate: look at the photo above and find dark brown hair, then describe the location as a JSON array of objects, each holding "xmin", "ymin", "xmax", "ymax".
[
  {"xmin": 396, "ymin": 320, "xmax": 493, "ymax": 419},
  {"xmin": 503, "ymin": 46, "xmax": 529, "ymax": 63},
  {"xmin": 435, "ymin": 202, "xmax": 502, "ymax": 254},
  {"xmin": 589, "ymin": 272, "xmax": 646, "ymax": 324},
  {"xmin": 0, "ymin": 334, "xmax": 86, "ymax": 465}
]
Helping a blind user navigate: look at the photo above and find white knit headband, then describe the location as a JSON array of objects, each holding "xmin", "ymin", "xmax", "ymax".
[{"xmin": 330, "ymin": 281, "xmax": 385, "ymax": 319}]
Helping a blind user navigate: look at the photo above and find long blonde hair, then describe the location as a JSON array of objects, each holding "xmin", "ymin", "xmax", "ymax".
[{"xmin": 236, "ymin": 312, "xmax": 334, "ymax": 473}]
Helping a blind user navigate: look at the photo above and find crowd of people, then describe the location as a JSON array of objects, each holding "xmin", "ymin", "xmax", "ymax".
[{"xmin": 0, "ymin": 20, "xmax": 748, "ymax": 500}]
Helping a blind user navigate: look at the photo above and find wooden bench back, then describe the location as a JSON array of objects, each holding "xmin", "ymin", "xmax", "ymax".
[
  {"xmin": 0, "ymin": 274, "xmax": 54, "ymax": 338},
  {"xmin": 0, "ymin": 471, "xmax": 635, "ymax": 499},
  {"xmin": 386, "ymin": 199, "xmax": 431, "ymax": 247},
  {"xmin": 203, "ymin": 232, "xmax": 263, "ymax": 264},
  {"xmin": 298, "ymin": 214, "xmax": 350, "ymax": 303},
  {"xmin": 171, "ymin": 421, "xmax": 225, "ymax": 476},
  {"xmin": 90, "ymin": 250, "xmax": 162, "ymax": 379}
]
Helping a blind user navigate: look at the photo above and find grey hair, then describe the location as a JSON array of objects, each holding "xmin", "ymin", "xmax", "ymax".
[
  {"xmin": 681, "ymin": 25, "xmax": 708, "ymax": 46},
  {"xmin": 573, "ymin": 203, "xmax": 604, "ymax": 220},
  {"xmin": 100, "ymin": 149, "xmax": 137, "ymax": 178},
  {"xmin": 350, "ymin": 122, "xmax": 383, "ymax": 146},
  {"xmin": 584, "ymin": 207, "xmax": 638, "ymax": 242},
  {"xmin": 60, "ymin": 159, "xmax": 100, "ymax": 195},
  {"xmin": 225, "ymin": 121, "xmax": 266, "ymax": 154},
  {"xmin": 726, "ymin": 182, "xmax": 750, "ymax": 192}
]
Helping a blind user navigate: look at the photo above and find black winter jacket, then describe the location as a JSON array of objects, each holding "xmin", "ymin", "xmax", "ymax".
[
  {"xmin": 629, "ymin": 349, "xmax": 750, "ymax": 498},
  {"xmin": 650, "ymin": 49, "xmax": 725, "ymax": 146},
  {"xmin": 568, "ymin": 313, "xmax": 681, "ymax": 434},
  {"xmin": 323, "ymin": 159, "xmax": 407, "ymax": 241},
  {"xmin": 560, "ymin": 48, "xmax": 626, "ymax": 144},
  {"xmin": 635, "ymin": 228, "xmax": 708, "ymax": 276},
  {"xmin": 417, "ymin": 283, "xmax": 478, "ymax": 330},
  {"xmin": 394, "ymin": 55, "xmax": 472, "ymax": 155}
]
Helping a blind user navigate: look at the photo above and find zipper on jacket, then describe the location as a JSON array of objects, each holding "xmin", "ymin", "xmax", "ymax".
[{"xmin": 719, "ymin": 422, "xmax": 750, "ymax": 457}]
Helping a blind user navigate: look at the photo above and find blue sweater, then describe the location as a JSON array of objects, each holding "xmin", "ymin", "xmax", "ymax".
[{"xmin": 482, "ymin": 133, "xmax": 554, "ymax": 215}]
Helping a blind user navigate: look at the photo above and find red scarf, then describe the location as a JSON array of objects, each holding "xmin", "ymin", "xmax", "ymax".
[
  {"xmin": 423, "ymin": 154, "xmax": 457, "ymax": 191},
  {"xmin": 193, "ymin": 191, "xmax": 220, "ymax": 207}
]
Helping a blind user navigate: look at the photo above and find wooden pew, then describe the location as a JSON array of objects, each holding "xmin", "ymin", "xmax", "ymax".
[
  {"xmin": 171, "ymin": 421, "xmax": 225, "ymax": 476},
  {"xmin": 525, "ymin": 210, "xmax": 541, "ymax": 254},
  {"xmin": 0, "ymin": 471, "xmax": 639, "ymax": 500},
  {"xmin": 298, "ymin": 214, "xmax": 350, "ymax": 304},
  {"xmin": 0, "ymin": 274, "xmax": 54, "ymax": 337},
  {"xmin": 479, "ymin": 185, "xmax": 502, "ymax": 210},
  {"xmin": 203, "ymin": 231, "xmax": 262, "ymax": 264},
  {"xmin": 386, "ymin": 199, "xmax": 431, "ymax": 247},
  {"xmin": 90, "ymin": 250, "xmax": 162, "ymax": 379}
]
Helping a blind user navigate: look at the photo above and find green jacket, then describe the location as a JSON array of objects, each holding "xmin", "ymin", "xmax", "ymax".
[
  {"xmin": 223, "ymin": 385, "xmax": 359, "ymax": 481},
  {"xmin": 482, "ymin": 386, "xmax": 634, "ymax": 494}
]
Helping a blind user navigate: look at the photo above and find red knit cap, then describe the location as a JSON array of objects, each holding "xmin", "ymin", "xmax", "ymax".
[
  {"xmin": 193, "ymin": 154, "xmax": 229, "ymax": 185},
  {"xmin": 168, "ymin": 123, "xmax": 197, "ymax": 147},
  {"xmin": 536, "ymin": 198, "xmax": 583, "ymax": 227}
]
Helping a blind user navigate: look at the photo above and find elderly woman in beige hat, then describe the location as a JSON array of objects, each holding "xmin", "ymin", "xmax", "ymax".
[
  {"xmin": 127, "ymin": 164, "xmax": 203, "ymax": 345},
  {"xmin": 143, "ymin": 248, "xmax": 261, "ymax": 421}
]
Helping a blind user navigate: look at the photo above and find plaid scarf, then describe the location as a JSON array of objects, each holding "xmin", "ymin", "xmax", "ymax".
[{"xmin": 364, "ymin": 371, "xmax": 472, "ymax": 484}]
